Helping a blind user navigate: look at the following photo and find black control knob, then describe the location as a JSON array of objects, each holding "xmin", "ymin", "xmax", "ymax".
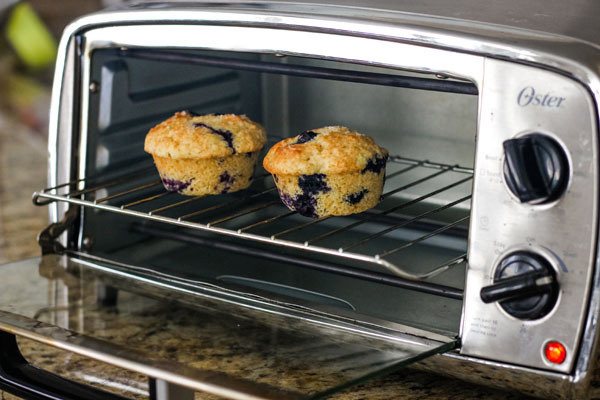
[
  {"xmin": 503, "ymin": 134, "xmax": 569, "ymax": 204},
  {"xmin": 480, "ymin": 252, "xmax": 558, "ymax": 320}
]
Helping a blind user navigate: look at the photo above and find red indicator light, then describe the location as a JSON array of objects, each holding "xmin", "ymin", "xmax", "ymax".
[{"xmin": 545, "ymin": 341, "xmax": 567, "ymax": 364}]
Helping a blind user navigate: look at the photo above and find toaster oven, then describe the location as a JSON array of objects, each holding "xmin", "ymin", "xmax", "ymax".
[{"xmin": 0, "ymin": 1, "xmax": 599, "ymax": 399}]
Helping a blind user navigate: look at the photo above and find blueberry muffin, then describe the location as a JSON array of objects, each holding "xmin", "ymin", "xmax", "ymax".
[
  {"xmin": 263, "ymin": 126, "xmax": 388, "ymax": 217},
  {"xmin": 144, "ymin": 111, "xmax": 266, "ymax": 196}
]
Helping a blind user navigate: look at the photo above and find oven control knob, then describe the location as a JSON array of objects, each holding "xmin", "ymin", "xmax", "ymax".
[
  {"xmin": 480, "ymin": 252, "xmax": 558, "ymax": 320},
  {"xmin": 503, "ymin": 134, "xmax": 569, "ymax": 204}
]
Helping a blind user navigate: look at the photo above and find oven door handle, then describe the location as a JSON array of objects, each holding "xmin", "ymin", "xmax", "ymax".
[{"xmin": 0, "ymin": 330, "xmax": 127, "ymax": 400}]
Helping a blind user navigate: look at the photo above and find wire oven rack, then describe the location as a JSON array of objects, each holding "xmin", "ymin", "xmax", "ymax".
[{"xmin": 33, "ymin": 155, "xmax": 472, "ymax": 287}]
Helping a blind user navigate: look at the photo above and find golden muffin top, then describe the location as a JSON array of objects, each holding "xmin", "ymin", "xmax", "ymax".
[
  {"xmin": 263, "ymin": 126, "xmax": 389, "ymax": 175},
  {"xmin": 144, "ymin": 111, "xmax": 267, "ymax": 159}
]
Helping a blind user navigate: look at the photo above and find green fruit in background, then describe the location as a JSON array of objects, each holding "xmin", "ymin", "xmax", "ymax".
[{"xmin": 5, "ymin": 1, "xmax": 57, "ymax": 69}]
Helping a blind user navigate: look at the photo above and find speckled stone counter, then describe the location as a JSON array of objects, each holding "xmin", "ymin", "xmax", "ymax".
[{"xmin": 0, "ymin": 113, "xmax": 597, "ymax": 400}]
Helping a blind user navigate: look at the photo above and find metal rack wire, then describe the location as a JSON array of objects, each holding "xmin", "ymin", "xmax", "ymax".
[{"xmin": 33, "ymin": 156, "xmax": 472, "ymax": 283}]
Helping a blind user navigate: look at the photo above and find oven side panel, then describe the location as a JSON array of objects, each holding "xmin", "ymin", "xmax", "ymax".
[
  {"xmin": 462, "ymin": 58, "xmax": 599, "ymax": 375},
  {"xmin": 48, "ymin": 35, "xmax": 79, "ymax": 225}
]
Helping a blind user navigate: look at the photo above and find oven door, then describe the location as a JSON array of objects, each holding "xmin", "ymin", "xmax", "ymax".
[{"xmin": 0, "ymin": 254, "xmax": 457, "ymax": 400}]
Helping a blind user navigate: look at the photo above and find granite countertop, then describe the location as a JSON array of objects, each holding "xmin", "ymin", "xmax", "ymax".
[{"xmin": 0, "ymin": 113, "xmax": 596, "ymax": 400}]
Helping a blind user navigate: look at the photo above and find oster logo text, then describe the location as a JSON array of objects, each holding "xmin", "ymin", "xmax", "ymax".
[{"xmin": 517, "ymin": 87, "xmax": 565, "ymax": 108}]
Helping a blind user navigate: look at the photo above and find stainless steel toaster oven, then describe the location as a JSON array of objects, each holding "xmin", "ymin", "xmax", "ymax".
[{"xmin": 0, "ymin": 1, "xmax": 599, "ymax": 399}]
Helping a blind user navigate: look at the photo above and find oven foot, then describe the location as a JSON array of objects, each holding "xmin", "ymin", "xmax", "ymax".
[
  {"xmin": 149, "ymin": 378, "xmax": 195, "ymax": 400},
  {"xmin": 0, "ymin": 330, "xmax": 126, "ymax": 399}
]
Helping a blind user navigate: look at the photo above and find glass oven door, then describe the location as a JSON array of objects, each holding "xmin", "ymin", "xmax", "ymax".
[{"xmin": 0, "ymin": 254, "xmax": 456, "ymax": 400}]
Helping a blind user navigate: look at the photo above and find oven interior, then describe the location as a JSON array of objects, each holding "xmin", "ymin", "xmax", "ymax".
[{"xmin": 46, "ymin": 48, "xmax": 477, "ymax": 339}]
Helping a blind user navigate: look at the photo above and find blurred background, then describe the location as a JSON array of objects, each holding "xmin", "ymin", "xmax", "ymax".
[
  {"xmin": 0, "ymin": 0, "xmax": 109, "ymax": 265},
  {"xmin": 0, "ymin": 4, "xmax": 153, "ymax": 399}
]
